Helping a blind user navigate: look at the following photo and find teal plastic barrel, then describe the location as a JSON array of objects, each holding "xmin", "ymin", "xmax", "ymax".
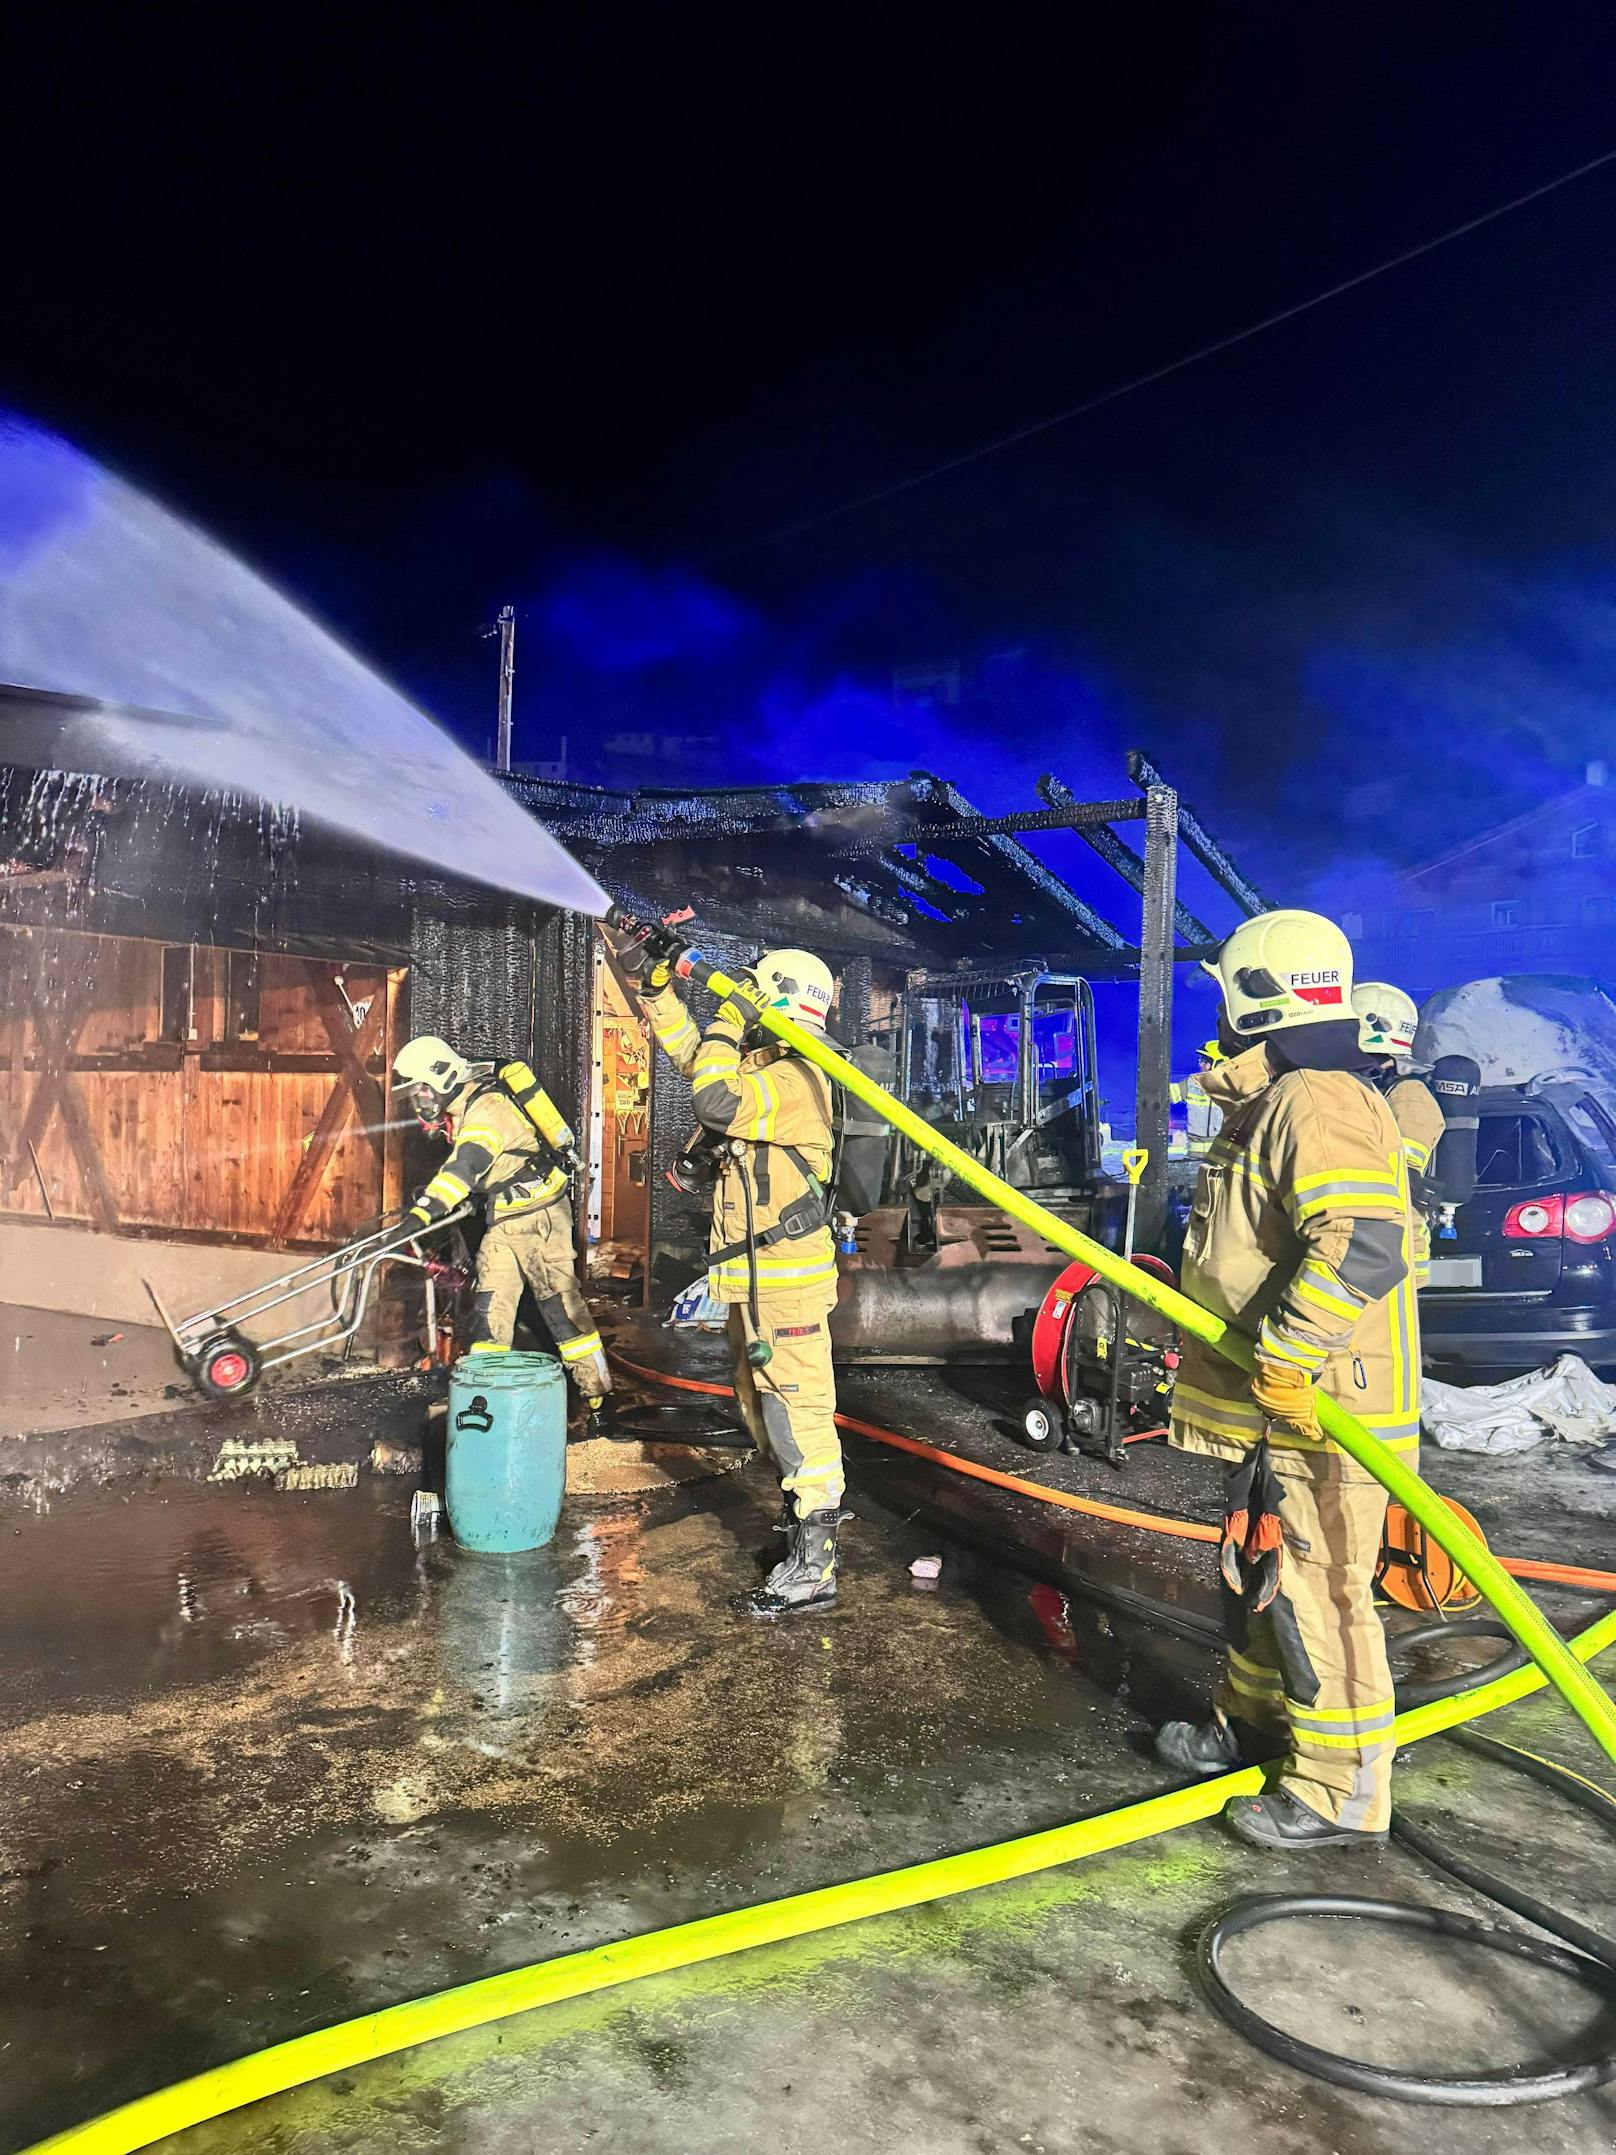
[{"xmin": 446, "ymin": 1351, "xmax": 568, "ymax": 1553}]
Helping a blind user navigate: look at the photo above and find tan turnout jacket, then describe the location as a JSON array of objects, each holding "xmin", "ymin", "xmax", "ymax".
[
  {"xmin": 644, "ymin": 983, "xmax": 838, "ymax": 1302},
  {"xmin": 1171, "ymin": 1042, "xmax": 1421, "ymax": 1480},
  {"xmin": 413, "ymin": 1084, "xmax": 570, "ymax": 1226}
]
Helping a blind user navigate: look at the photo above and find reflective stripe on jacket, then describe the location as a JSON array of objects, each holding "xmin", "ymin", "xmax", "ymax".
[
  {"xmin": 414, "ymin": 1086, "xmax": 567, "ymax": 1225},
  {"xmin": 645, "ymin": 982, "xmax": 838, "ymax": 1302},
  {"xmin": 1171, "ymin": 1042, "xmax": 1421, "ymax": 1479}
]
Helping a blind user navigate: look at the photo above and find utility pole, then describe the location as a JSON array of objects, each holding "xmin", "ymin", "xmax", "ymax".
[
  {"xmin": 494, "ymin": 604, "xmax": 516, "ymax": 773},
  {"xmin": 1134, "ymin": 783, "xmax": 1179, "ymax": 1251}
]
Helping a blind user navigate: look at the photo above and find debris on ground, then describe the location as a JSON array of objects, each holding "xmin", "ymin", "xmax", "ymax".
[
  {"xmin": 909, "ymin": 1553, "xmax": 944, "ymax": 1580},
  {"xmin": 209, "ymin": 1436, "xmax": 301, "ymax": 1481},
  {"xmin": 276, "ymin": 1460, "xmax": 360, "ymax": 1492},
  {"xmin": 369, "ymin": 1440, "xmax": 423, "ymax": 1477},
  {"xmin": 1422, "ymin": 1353, "xmax": 1616, "ymax": 1454}
]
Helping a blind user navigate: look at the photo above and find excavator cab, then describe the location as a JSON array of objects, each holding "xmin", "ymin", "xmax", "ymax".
[
  {"xmin": 830, "ymin": 969, "xmax": 1108, "ymax": 1364},
  {"xmin": 888, "ymin": 967, "xmax": 1101, "ymax": 1211}
]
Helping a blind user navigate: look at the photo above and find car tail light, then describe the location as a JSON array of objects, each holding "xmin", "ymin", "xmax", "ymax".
[
  {"xmin": 1564, "ymin": 1193, "xmax": 1616, "ymax": 1243},
  {"xmin": 1501, "ymin": 1193, "xmax": 1616, "ymax": 1243},
  {"xmin": 1503, "ymin": 1196, "xmax": 1561, "ymax": 1238}
]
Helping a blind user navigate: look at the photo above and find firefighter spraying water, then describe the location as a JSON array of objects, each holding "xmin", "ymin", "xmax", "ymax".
[{"xmin": 608, "ymin": 913, "xmax": 849, "ymax": 1615}]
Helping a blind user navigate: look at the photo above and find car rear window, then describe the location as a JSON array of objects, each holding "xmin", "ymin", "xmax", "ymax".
[
  {"xmin": 1563, "ymin": 1094, "xmax": 1616, "ymax": 1182},
  {"xmin": 1474, "ymin": 1112, "xmax": 1567, "ymax": 1189}
]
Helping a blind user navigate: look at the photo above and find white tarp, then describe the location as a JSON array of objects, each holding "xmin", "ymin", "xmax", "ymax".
[
  {"xmin": 1421, "ymin": 1354, "xmax": 1616, "ymax": 1454},
  {"xmin": 0, "ymin": 414, "xmax": 608, "ymax": 916}
]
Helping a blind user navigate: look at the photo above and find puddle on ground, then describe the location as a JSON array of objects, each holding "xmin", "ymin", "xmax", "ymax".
[{"xmin": 0, "ymin": 1459, "xmax": 1207, "ymax": 2150}]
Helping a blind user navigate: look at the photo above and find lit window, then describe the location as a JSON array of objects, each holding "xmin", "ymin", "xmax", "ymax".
[
  {"xmin": 1572, "ymin": 822, "xmax": 1601, "ymax": 860},
  {"xmin": 1492, "ymin": 900, "xmax": 1520, "ymax": 930},
  {"xmin": 226, "ymin": 950, "xmax": 262, "ymax": 1042}
]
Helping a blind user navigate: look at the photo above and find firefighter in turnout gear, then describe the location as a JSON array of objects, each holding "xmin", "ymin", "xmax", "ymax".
[
  {"xmin": 616, "ymin": 934, "xmax": 847, "ymax": 1615},
  {"xmin": 1154, "ymin": 911, "xmax": 1421, "ymax": 1850},
  {"xmin": 1353, "ymin": 981, "xmax": 1445, "ymax": 1289},
  {"xmin": 392, "ymin": 1036, "xmax": 610, "ymax": 1409},
  {"xmin": 1170, "ymin": 1038, "xmax": 1225, "ymax": 1156}
]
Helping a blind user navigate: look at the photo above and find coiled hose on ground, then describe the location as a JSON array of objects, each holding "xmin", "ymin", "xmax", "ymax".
[{"xmin": 1198, "ymin": 1730, "xmax": 1616, "ymax": 2105}]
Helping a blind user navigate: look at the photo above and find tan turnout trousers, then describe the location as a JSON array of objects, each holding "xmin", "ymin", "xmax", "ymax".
[
  {"xmin": 726, "ymin": 1288, "xmax": 843, "ymax": 1514},
  {"xmin": 1216, "ymin": 1457, "xmax": 1395, "ymax": 1832},
  {"xmin": 472, "ymin": 1201, "xmax": 609, "ymax": 1399}
]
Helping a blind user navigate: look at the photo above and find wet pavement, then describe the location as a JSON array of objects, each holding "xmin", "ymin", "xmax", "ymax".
[{"xmin": 2, "ymin": 1375, "xmax": 1614, "ymax": 2153}]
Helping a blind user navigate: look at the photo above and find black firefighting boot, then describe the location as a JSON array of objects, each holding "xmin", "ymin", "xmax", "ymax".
[
  {"xmin": 1223, "ymin": 1787, "xmax": 1388, "ymax": 1851},
  {"xmin": 742, "ymin": 1507, "xmax": 850, "ymax": 1617},
  {"xmin": 1153, "ymin": 1709, "xmax": 1253, "ymax": 1779}
]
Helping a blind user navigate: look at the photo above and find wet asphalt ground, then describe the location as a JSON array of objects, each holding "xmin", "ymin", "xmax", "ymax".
[{"xmin": 1, "ymin": 1330, "xmax": 1614, "ymax": 2154}]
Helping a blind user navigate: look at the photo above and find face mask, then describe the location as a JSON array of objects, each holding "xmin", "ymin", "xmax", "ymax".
[{"xmin": 407, "ymin": 1084, "xmax": 448, "ymax": 1132}]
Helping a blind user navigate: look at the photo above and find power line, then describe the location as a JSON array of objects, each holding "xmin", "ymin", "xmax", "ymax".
[{"xmin": 712, "ymin": 145, "xmax": 1616, "ymax": 563}]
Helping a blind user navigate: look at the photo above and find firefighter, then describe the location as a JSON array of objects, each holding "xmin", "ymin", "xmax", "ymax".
[
  {"xmin": 615, "ymin": 935, "xmax": 847, "ymax": 1615},
  {"xmin": 1154, "ymin": 911, "xmax": 1420, "ymax": 1850},
  {"xmin": 391, "ymin": 1035, "xmax": 610, "ymax": 1409},
  {"xmin": 1353, "ymin": 981, "xmax": 1444, "ymax": 1289},
  {"xmin": 1170, "ymin": 1038, "xmax": 1225, "ymax": 1156}
]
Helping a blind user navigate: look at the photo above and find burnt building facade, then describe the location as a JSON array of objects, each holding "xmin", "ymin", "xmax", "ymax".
[{"xmin": 2, "ymin": 751, "xmax": 1242, "ymax": 1335}]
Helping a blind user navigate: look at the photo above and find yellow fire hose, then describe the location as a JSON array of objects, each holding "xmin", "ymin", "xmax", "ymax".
[
  {"xmin": 675, "ymin": 959, "xmax": 1616, "ymax": 1767},
  {"xmin": 22, "ymin": 1609, "xmax": 1616, "ymax": 2155},
  {"xmin": 22, "ymin": 953, "xmax": 1616, "ymax": 2151}
]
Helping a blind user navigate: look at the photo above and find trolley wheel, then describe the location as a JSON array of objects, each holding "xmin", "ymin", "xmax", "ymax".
[
  {"xmin": 194, "ymin": 1333, "xmax": 262, "ymax": 1399},
  {"xmin": 1019, "ymin": 1396, "xmax": 1066, "ymax": 1453}
]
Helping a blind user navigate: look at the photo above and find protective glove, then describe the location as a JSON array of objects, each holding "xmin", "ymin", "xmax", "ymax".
[
  {"xmin": 406, "ymin": 1199, "xmax": 432, "ymax": 1229},
  {"xmin": 1218, "ymin": 1438, "xmax": 1286, "ymax": 1612},
  {"xmin": 608, "ymin": 921, "xmax": 680, "ymax": 991},
  {"xmin": 1250, "ymin": 1358, "xmax": 1322, "ymax": 1440},
  {"xmin": 714, "ymin": 967, "xmax": 768, "ymax": 1030}
]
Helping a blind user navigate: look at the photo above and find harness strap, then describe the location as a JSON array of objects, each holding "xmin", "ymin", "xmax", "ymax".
[{"xmin": 461, "ymin": 1078, "xmax": 566, "ymax": 1189}]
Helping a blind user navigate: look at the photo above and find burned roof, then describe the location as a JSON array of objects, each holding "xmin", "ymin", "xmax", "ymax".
[{"xmin": 502, "ymin": 769, "xmax": 1127, "ymax": 967}]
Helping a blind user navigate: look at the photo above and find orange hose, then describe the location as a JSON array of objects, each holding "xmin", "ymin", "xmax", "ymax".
[
  {"xmin": 611, "ymin": 1353, "xmax": 1616, "ymax": 1591},
  {"xmin": 615, "ymin": 1354, "xmax": 1220, "ymax": 1544}
]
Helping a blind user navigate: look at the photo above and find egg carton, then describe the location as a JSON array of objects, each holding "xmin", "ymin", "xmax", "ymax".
[
  {"xmin": 275, "ymin": 1460, "xmax": 360, "ymax": 1492},
  {"xmin": 208, "ymin": 1437, "xmax": 301, "ymax": 1482}
]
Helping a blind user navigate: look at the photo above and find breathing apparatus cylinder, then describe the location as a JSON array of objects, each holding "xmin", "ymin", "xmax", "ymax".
[
  {"xmin": 497, "ymin": 1059, "xmax": 580, "ymax": 1171},
  {"xmin": 1429, "ymin": 1053, "xmax": 1481, "ymax": 1236}
]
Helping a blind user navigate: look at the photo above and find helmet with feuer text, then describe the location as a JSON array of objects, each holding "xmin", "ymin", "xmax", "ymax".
[
  {"xmin": 752, "ymin": 949, "xmax": 835, "ymax": 1031},
  {"xmin": 1351, "ymin": 981, "xmax": 1420, "ymax": 1062},
  {"xmin": 1204, "ymin": 910, "xmax": 1355, "ymax": 1039}
]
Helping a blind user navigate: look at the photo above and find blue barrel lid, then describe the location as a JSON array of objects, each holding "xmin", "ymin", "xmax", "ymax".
[{"xmin": 452, "ymin": 1349, "xmax": 566, "ymax": 1387}]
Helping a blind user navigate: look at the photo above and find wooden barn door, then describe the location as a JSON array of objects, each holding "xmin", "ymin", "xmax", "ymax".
[{"xmin": 0, "ymin": 925, "xmax": 406, "ymax": 1248}]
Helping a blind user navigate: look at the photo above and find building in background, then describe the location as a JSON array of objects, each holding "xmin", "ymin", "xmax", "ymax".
[{"xmin": 1339, "ymin": 762, "xmax": 1616, "ymax": 1000}]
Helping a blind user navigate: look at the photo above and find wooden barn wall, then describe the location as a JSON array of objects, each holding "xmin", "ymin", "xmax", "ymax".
[{"xmin": 0, "ymin": 925, "xmax": 404, "ymax": 1248}]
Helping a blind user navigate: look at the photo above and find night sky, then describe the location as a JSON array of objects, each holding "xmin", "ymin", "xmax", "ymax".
[{"xmin": 8, "ymin": 5, "xmax": 1616, "ymax": 893}]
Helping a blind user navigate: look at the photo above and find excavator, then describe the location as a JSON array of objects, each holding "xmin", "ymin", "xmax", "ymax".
[{"xmin": 830, "ymin": 963, "xmax": 1112, "ymax": 1365}]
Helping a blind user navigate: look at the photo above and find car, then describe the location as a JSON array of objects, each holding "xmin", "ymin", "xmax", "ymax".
[{"xmin": 1419, "ymin": 1080, "xmax": 1616, "ymax": 1376}]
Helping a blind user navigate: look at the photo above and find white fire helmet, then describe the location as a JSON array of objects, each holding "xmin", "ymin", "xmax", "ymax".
[
  {"xmin": 753, "ymin": 949, "xmax": 835, "ymax": 1030},
  {"xmin": 392, "ymin": 1035, "xmax": 471, "ymax": 1122},
  {"xmin": 1204, "ymin": 910, "xmax": 1355, "ymax": 1039},
  {"xmin": 1352, "ymin": 981, "xmax": 1420, "ymax": 1062}
]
